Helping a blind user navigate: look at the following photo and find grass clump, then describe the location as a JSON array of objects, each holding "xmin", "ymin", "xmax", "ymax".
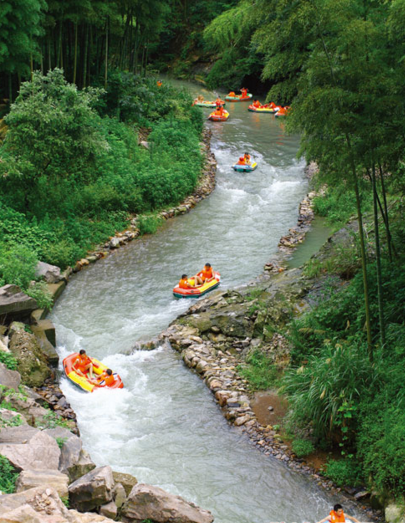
[
  {"xmin": 238, "ymin": 350, "xmax": 279, "ymax": 391},
  {"xmin": 292, "ymin": 439, "xmax": 315, "ymax": 458},
  {"xmin": 0, "ymin": 455, "xmax": 19, "ymax": 493}
]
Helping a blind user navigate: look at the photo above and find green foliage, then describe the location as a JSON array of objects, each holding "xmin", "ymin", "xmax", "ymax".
[
  {"xmin": 238, "ymin": 349, "xmax": 278, "ymax": 391},
  {"xmin": 281, "ymin": 342, "xmax": 375, "ymax": 440},
  {"xmin": 0, "ymin": 244, "xmax": 37, "ymax": 289},
  {"xmin": 56, "ymin": 437, "xmax": 68, "ymax": 449},
  {"xmin": 61, "ymin": 497, "xmax": 70, "ymax": 508},
  {"xmin": 26, "ymin": 282, "xmax": 54, "ymax": 310},
  {"xmin": 324, "ymin": 458, "xmax": 364, "ymax": 487},
  {"xmin": 0, "ymin": 413, "xmax": 24, "ymax": 428},
  {"xmin": 35, "ymin": 411, "xmax": 70, "ymax": 430},
  {"xmin": 292, "ymin": 439, "xmax": 315, "ymax": 458},
  {"xmin": 0, "ymin": 352, "xmax": 18, "ymax": 371},
  {"xmin": 137, "ymin": 215, "xmax": 163, "ymax": 236},
  {"xmin": 0, "ymin": 455, "xmax": 18, "ymax": 493}
]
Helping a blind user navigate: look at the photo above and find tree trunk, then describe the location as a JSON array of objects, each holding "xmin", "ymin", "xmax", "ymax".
[
  {"xmin": 83, "ymin": 25, "xmax": 88, "ymax": 88},
  {"xmin": 105, "ymin": 18, "xmax": 109, "ymax": 89},
  {"xmin": 371, "ymin": 163, "xmax": 386, "ymax": 346},
  {"xmin": 73, "ymin": 22, "xmax": 78, "ymax": 84}
]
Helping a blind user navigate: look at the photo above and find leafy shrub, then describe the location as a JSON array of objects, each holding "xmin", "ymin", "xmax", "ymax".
[
  {"xmin": 281, "ymin": 342, "xmax": 376, "ymax": 439},
  {"xmin": 0, "ymin": 244, "xmax": 37, "ymax": 289},
  {"xmin": 0, "ymin": 352, "xmax": 18, "ymax": 370},
  {"xmin": 238, "ymin": 349, "xmax": 279, "ymax": 391},
  {"xmin": 35, "ymin": 411, "xmax": 70, "ymax": 430},
  {"xmin": 324, "ymin": 458, "xmax": 364, "ymax": 487},
  {"xmin": 0, "ymin": 455, "xmax": 18, "ymax": 493},
  {"xmin": 137, "ymin": 215, "xmax": 163, "ymax": 235},
  {"xmin": 26, "ymin": 282, "xmax": 54, "ymax": 310},
  {"xmin": 292, "ymin": 438, "xmax": 315, "ymax": 457}
]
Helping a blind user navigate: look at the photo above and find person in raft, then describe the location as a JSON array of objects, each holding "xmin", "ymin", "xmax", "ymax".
[
  {"xmin": 214, "ymin": 105, "xmax": 225, "ymax": 116},
  {"xmin": 194, "ymin": 263, "xmax": 215, "ymax": 286},
  {"xmin": 241, "ymin": 87, "xmax": 248, "ymax": 97},
  {"xmin": 316, "ymin": 504, "xmax": 361, "ymax": 523},
  {"xmin": 236, "ymin": 156, "xmax": 247, "ymax": 165},
  {"xmin": 73, "ymin": 349, "xmax": 95, "ymax": 379},
  {"xmin": 215, "ymin": 97, "xmax": 223, "ymax": 107},
  {"xmin": 96, "ymin": 368, "xmax": 115, "ymax": 387},
  {"xmin": 244, "ymin": 152, "xmax": 251, "ymax": 164},
  {"xmin": 253, "ymin": 99, "xmax": 261, "ymax": 108},
  {"xmin": 179, "ymin": 274, "xmax": 196, "ymax": 289}
]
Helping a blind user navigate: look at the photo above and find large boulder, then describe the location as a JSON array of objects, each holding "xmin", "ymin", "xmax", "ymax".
[
  {"xmin": 0, "ymin": 486, "xmax": 117, "ymax": 523},
  {"xmin": 31, "ymin": 320, "xmax": 59, "ymax": 366},
  {"xmin": 16, "ymin": 469, "xmax": 69, "ymax": 499},
  {"xmin": 8, "ymin": 324, "xmax": 50, "ymax": 387},
  {"xmin": 68, "ymin": 466, "xmax": 114, "ymax": 512},
  {"xmin": 45, "ymin": 428, "xmax": 96, "ymax": 482},
  {"xmin": 0, "ymin": 426, "xmax": 60, "ymax": 471},
  {"xmin": 0, "ymin": 285, "xmax": 38, "ymax": 324},
  {"xmin": 112, "ymin": 471, "xmax": 138, "ymax": 496},
  {"xmin": 0, "ymin": 486, "xmax": 69, "ymax": 519},
  {"xmin": 0, "ymin": 362, "xmax": 21, "ymax": 390},
  {"xmin": 35, "ymin": 261, "xmax": 63, "ymax": 283},
  {"xmin": 121, "ymin": 483, "xmax": 214, "ymax": 523}
]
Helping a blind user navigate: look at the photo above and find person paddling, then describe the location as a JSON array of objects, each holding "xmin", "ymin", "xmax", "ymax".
[
  {"xmin": 316, "ymin": 504, "xmax": 361, "ymax": 523},
  {"xmin": 73, "ymin": 349, "xmax": 95, "ymax": 379}
]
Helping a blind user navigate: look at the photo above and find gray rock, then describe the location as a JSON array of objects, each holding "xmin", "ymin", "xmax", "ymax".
[
  {"xmin": 385, "ymin": 502, "xmax": 405, "ymax": 523},
  {"xmin": 0, "ymin": 486, "xmax": 69, "ymax": 519},
  {"xmin": 100, "ymin": 500, "xmax": 118, "ymax": 519},
  {"xmin": 0, "ymin": 408, "xmax": 27, "ymax": 427},
  {"xmin": 0, "ymin": 426, "xmax": 60, "ymax": 471},
  {"xmin": 121, "ymin": 483, "xmax": 214, "ymax": 523},
  {"xmin": 0, "ymin": 285, "xmax": 38, "ymax": 323},
  {"xmin": 109, "ymin": 237, "xmax": 121, "ymax": 249},
  {"xmin": 68, "ymin": 465, "xmax": 114, "ymax": 512},
  {"xmin": 0, "ymin": 362, "xmax": 21, "ymax": 390},
  {"xmin": 45, "ymin": 427, "xmax": 96, "ymax": 482},
  {"xmin": 113, "ymin": 482, "xmax": 127, "ymax": 508},
  {"xmin": 112, "ymin": 471, "xmax": 138, "ymax": 497},
  {"xmin": 16, "ymin": 469, "xmax": 69, "ymax": 499},
  {"xmin": 35, "ymin": 261, "xmax": 63, "ymax": 283},
  {"xmin": 8, "ymin": 329, "xmax": 50, "ymax": 388},
  {"xmin": 31, "ymin": 321, "xmax": 59, "ymax": 366},
  {"xmin": 0, "ymin": 503, "xmax": 44, "ymax": 523},
  {"xmin": 47, "ymin": 281, "xmax": 66, "ymax": 303},
  {"xmin": 5, "ymin": 387, "xmax": 50, "ymax": 427}
]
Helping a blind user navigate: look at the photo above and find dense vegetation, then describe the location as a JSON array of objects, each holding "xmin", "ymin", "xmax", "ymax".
[{"xmin": 0, "ymin": 68, "xmax": 203, "ymax": 292}]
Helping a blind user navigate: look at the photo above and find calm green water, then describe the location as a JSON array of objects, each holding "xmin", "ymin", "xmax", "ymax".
[
  {"xmin": 288, "ymin": 217, "xmax": 331, "ymax": 269},
  {"xmin": 50, "ymin": 80, "xmax": 361, "ymax": 523}
]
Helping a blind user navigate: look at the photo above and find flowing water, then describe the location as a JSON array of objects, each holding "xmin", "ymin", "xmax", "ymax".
[{"xmin": 50, "ymin": 80, "xmax": 357, "ymax": 523}]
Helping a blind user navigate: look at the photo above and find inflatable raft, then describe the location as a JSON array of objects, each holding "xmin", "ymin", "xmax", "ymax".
[
  {"xmin": 173, "ymin": 272, "xmax": 221, "ymax": 298},
  {"xmin": 225, "ymin": 93, "xmax": 253, "ymax": 102},
  {"xmin": 208, "ymin": 110, "xmax": 229, "ymax": 122},
  {"xmin": 63, "ymin": 353, "xmax": 124, "ymax": 392},
  {"xmin": 275, "ymin": 106, "xmax": 289, "ymax": 117},
  {"xmin": 248, "ymin": 104, "xmax": 276, "ymax": 114},
  {"xmin": 193, "ymin": 100, "xmax": 226, "ymax": 108},
  {"xmin": 233, "ymin": 162, "xmax": 258, "ymax": 172}
]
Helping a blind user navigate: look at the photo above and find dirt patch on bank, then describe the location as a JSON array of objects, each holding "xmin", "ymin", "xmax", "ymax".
[{"xmin": 251, "ymin": 390, "xmax": 288, "ymax": 427}]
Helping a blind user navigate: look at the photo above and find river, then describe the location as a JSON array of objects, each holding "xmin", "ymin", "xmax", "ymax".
[{"xmin": 50, "ymin": 80, "xmax": 357, "ymax": 523}]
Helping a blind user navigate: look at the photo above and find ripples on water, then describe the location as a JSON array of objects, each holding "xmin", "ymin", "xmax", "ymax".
[{"xmin": 51, "ymin": 81, "xmax": 360, "ymax": 523}]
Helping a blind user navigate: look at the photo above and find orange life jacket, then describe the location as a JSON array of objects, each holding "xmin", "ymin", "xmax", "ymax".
[
  {"xmin": 228, "ymin": 92, "xmax": 235, "ymax": 96},
  {"xmin": 75, "ymin": 354, "xmax": 92, "ymax": 372},
  {"xmin": 104, "ymin": 374, "xmax": 115, "ymax": 386},
  {"xmin": 237, "ymin": 159, "xmax": 246, "ymax": 165},
  {"xmin": 244, "ymin": 154, "xmax": 251, "ymax": 162},
  {"xmin": 179, "ymin": 278, "xmax": 190, "ymax": 289},
  {"xmin": 199, "ymin": 268, "xmax": 213, "ymax": 281},
  {"xmin": 253, "ymin": 101, "xmax": 260, "ymax": 108},
  {"xmin": 241, "ymin": 89, "xmax": 248, "ymax": 97},
  {"xmin": 329, "ymin": 511, "xmax": 346, "ymax": 523}
]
